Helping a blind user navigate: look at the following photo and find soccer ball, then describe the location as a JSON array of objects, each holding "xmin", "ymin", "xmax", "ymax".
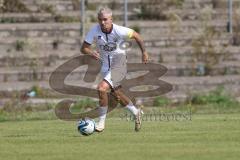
[{"xmin": 77, "ymin": 118, "xmax": 95, "ymax": 136}]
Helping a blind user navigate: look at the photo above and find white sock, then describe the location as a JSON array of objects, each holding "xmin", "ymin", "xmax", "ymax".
[
  {"xmin": 98, "ymin": 106, "xmax": 108, "ymax": 124},
  {"xmin": 125, "ymin": 103, "xmax": 138, "ymax": 116}
]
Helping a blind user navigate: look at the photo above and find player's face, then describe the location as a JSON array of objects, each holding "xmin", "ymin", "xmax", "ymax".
[{"xmin": 98, "ymin": 13, "xmax": 112, "ymax": 32}]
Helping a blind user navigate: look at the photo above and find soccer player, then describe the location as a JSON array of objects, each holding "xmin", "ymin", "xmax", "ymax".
[{"xmin": 81, "ymin": 7, "xmax": 149, "ymax": 132}]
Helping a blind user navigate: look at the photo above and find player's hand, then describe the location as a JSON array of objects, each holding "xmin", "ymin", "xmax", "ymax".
[
  {"xmin": 142, "ymin": 51, "xmax": 149, "ymax": 64},
  {"xmin": 91, "ymin": 51, "xmax": 100, "ymax": 60}
]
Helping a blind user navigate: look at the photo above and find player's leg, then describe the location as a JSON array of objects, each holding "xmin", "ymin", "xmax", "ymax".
[
  {"xmin": 112, "ymin": 88, "xmax": 143, "ymax": 132},
  {"xmin": 95, "ymin": 80, "xmax": 111, "ymax": 132}
]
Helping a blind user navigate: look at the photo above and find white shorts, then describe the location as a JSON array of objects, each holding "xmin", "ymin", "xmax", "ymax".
[
  {"xmin": 100, "ymin": 54, "xmax": 127, "ymax": 88},
  {"xmin": 101, "ymin": 67, "xmax": 127, "ymax": 89},
  {"xmin": 101, "ymin": 71, "xmax": 114, "ymax": 88}
]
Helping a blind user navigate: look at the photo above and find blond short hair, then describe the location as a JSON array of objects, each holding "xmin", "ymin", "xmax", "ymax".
[{"xmin": 98, "ymin": 7, "xmax": 112, "ymax": 17}]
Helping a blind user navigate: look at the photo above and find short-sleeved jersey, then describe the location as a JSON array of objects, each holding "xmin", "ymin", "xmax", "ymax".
[{"xmin": 84, "ymin": 23, "xmax": 134, "ymax": 72}]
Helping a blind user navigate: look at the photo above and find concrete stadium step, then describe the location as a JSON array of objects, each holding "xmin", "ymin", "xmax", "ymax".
[
  {"xmin": 0, "ymin": 20, "xmax": 228, "ymax": 38},
  {"xmin": 0, "ymin": 98, "xmax": 64, "ymax": 109},
  {"xmin": 142, "ymin": 34, "xmax": 231, "ymax": 48},
  {"xmin": 0, "ymin": 8, "xmax": 231, "ymax": 23},
  {"xmin": 128, "ymin": 46, "xmax": 240, "ymax": 63},
  {"xmin": 1, "ymin": 45, "xmax": 239, "ymax": 67},
  {"xmin": 162, "ymin": 75, "xmax": 240, "ymax": 97},
  {"xmin": 0, "ymin": 12, "xmax": 80, "ymax": 23},
  {"xmin": 0, "ymin": 93, "xmax": 182, "ymax": 107},
  {"xmin": 0, "ymin": 37, "xmax": 81, "ymax": 52},
  {"xmin": 0, "ymin": 80, "xmax": 97, "ymax": 97},
  {"xmin": 0, "ymin": 32, "xmax": 230, "ymax": 46},
  {"xmin": 0, "ymin": 33, "xmax": 231, "ymax": 54},
  {"xmin": 29, "ymin": 0, "xmax": 202, "ymax": 20},
  {"xmin": 0, "ymin": 75, "xmax": 239, "ymax": 101},
  {"xmin": 0, "ymin": 50, "xmax": 78, "ymax": 67},
  {"xmin": 0, "ymin": 65, "xmax": 86, "ymax": 82},
  {"xmin": 131, "ymin": 20, "xmax": 228, "ymax": 36},
  {"xmin": 0, "ymin": 48, "xmax": 78, "ymax": 59},
  {"xmin": 167, "ymin": 8, "xmax": 230, "ymax": 21},
  {"xmin": 0, "ymin": 10, "xmax": 136, "ymax": 23},
  {"xmin": 21, "ymin": 0, "xmax": 143, "ymax": 13},
  {"xmin": 0, "ymin": 23, "xmax": 81, "ymax": 38},
  {"xmin": 182, "ymin": 0, "xmax": 212, "ymax": 9},
  {"xmin": 0, "ymin": 60, "xmax": 240, "ymax": 83},
  {"xmin": 4, "ymin": 0, "xmax": 230, "ymax": 21},
  {"xmin": 87, "ymin": 0, "xmax": 213, "ymax": 11},
  {"xmin": 163, "ymin": 61, "xmax": 240, "ymax": 76},
  {"xmin": 20, "ymin": 0, "xmax": 199, "ymax": 13},
  {"xmin": 0, "ymin": 66, "xmax": 53, "ymax": 82},
  {"xmin": 21, "ymin": 0, "xmax": 75, "ymax": 12},
  {"xmin": 210, "ymin": 0, "xmax": 240, "ymax": 9},
  {"xmin": 18, "ymin": 0, "xmax": 218, "ymax": 13}
]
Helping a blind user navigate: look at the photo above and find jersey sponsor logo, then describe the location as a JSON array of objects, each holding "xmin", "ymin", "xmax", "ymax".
[{"xmin": 99, "ymin": 42, "xmax": 117, "ymax": 52}]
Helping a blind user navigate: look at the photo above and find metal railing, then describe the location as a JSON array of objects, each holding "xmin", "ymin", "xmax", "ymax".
[
  {"xmin": 228, "ymin": 0, "xmax": 233, "ymax": 34},
  {"xmin": 80, "ymin": 0, "xmax": 85, "ymax": 36}
]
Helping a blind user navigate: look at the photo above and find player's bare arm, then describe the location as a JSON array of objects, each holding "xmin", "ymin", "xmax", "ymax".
[
  {"xmin": 81, "ymin": 42, "xmax": 100, "ymax": 60},
  {"xmin": 131, "ymin": 31, "xmax": 149, "ymax": 64}
]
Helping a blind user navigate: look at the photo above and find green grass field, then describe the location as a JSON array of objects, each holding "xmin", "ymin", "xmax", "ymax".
[{"xmin": 1, "ymin": 113, "xmax": 240, "ymax": 160}]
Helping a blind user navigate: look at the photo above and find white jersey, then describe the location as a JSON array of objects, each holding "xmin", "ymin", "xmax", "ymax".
[{"xmin": 84, "ymin": 23, "xmax": 134, "ymax": 72}]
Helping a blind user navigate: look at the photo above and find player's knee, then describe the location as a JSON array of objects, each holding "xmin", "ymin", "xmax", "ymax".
[
  {"xmin": 97, "ymin": 85, "xmax": 108, "ymax": 93},
  {"xmin": 112, "ymin": 92, "xmax": 120, "ymax": 100}
]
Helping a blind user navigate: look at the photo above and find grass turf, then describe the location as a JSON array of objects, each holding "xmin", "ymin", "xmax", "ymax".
[{"xmin": 0, "ymin": 113, "xmax": 240, "ymax": 160}]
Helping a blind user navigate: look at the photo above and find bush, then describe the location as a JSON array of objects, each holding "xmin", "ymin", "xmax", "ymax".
[
  {"xmin": 137, "ymin": 0, "xmax": 184, "ymax": 20},
  {"xmin": 70, "ymin": 98, "xmax": 97, "ymax": 112},
  {"xmin": 191, "ymin": 87, "xmax": 239, "ymax": 106},
  {"xmin": 31, "ymin": 85, "xmax": 44, "ymax": 97},
  {"xmin": 130, "ymin": 25, "xmax": 141, "ymax": 33},
  {"xmin": 191, "ymin": 6, "xmax": 228, "ymax": 76},
  {"xmin": 72, "ymin": 0, "xmax": 80, "ymax": 10},
  {"xmin": 166, "ymin": 0, "xmax": 185, "ymax": 7},
  {"xmin": 54, "ymin": 15, "xmax": 79, "ymax": 23},
  {"xmin": 153, "ymin": 96, "xmax": 170, "ymax": 107},
  {"xmin": 38, "ymin": 4, "xmax": 55, "ymax": 14},
  {"xmin": 15, "ymin": 40, "xmax": 26, "ymax": 51},
  {"xmin": 0, "ymin": 0, "xmax": 29, "ymax": 13}
]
